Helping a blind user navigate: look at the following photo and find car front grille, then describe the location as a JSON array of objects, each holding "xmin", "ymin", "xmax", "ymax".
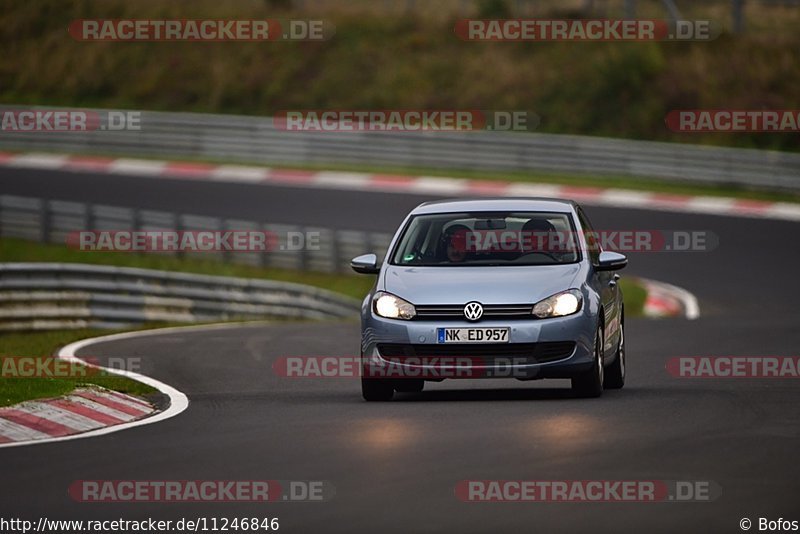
[
  {"xmin": 414, "ymin": 304, "xmax": 533, "ymax": 321},
  {"xmin": 376, "ymin": 341, "xmax": 576, "ymax": 366}
]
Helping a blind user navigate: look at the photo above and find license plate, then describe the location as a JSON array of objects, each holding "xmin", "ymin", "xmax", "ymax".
[{"xmin": 437, "ymin": 327, "xmax": 509, "ymax": 344}]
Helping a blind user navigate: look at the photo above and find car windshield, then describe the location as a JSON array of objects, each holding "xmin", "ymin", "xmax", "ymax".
[{"xmin": 391, "ymin": 211, "xmax": 580, "ymax": 266}]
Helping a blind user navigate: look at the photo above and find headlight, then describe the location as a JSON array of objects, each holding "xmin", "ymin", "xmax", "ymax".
[
  {"xmin": 373, "ymin": 292, "xmax": 416, "ymax": 320},
  {"xmin": 532, "ymin": 289, "xmax": 583, "ymax": 318}
]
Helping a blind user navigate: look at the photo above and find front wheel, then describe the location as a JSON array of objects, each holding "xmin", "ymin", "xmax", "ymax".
[
  {"xmin": 361, "ymin": 378, "xmax": 394, "ymax": 401},
  {"xmin": 604, "ymin": 315, "xmax": 625, "ymax": 390},
  {"xmin": 571, "ymin": 327, "xmax": 604, "ymax": 398}
]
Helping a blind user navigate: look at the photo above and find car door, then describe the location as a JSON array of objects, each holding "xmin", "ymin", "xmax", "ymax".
[{"xmin": 577, "ymin": 206, "xmax": 620, "ymax": 355}]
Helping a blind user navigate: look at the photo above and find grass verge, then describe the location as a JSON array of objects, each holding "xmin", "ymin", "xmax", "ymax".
[
  {"xmin": 619, "ymin": 279, "xmax": 647, "ymax": 318},
  {"xmin": 2, "ymin": 1, "xmax": 799, "ymax": 152},
  {"xmin": 0, "ymin": 328, "xmax": 157, "ymax": 407}
]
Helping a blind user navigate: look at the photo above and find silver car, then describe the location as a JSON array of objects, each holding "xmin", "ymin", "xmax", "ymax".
[{"xmin": 351, "ymin": 198, "xmax": 627, "ymax": 401}]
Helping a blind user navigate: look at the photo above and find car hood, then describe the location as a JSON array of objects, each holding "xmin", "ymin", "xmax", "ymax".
[{"xmin": 382, "ymin": 264, "xmax": 583, "ymax": 305}]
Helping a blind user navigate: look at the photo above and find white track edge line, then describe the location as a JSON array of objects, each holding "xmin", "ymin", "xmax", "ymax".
[
  {"xmin": 0, "ymin": 321, "xmax": 268, "ymax": 449},
  {"xmin": 637, "ymin": 277, "xmax": 701, "ymax": 320},
  {"xmin": 2, "ymin": 153, "xmax": 800, "ymax": 222}
]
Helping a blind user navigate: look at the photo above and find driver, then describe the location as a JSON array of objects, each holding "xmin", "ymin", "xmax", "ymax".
[{"xmin": 437, "ymin": 224, "xmax": 471, "ymax": 263}]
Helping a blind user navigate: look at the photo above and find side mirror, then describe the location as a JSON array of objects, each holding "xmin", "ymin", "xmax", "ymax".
[
  {"xmin": 351, "ymin": 253, "xmax": 380, "ymax": 275},
  {"xmin": 596, "ymin": 251, "xmax": 628, "ymax": 271}
]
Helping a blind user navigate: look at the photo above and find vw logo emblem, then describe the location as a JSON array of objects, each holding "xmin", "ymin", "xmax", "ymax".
[{"xmin": 464, "ymin": 302, "xmax": 484, "ymax": 321}]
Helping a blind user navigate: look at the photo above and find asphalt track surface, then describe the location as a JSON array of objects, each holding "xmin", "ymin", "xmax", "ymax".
[{"xmin": 1, "ymin": 167, "xmax": 800, "ymax": 533}]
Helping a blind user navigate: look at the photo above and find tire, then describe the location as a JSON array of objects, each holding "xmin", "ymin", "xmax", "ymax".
[
  {"xmin": 361, "ymin": 378, "xmax": 394, "ymax": 401},
  {"xmin": 394, "ymin": 379, "xmax": 425, "ymax": 393},
  {"xmin": 604, "ymin": 315, "xmax": 625, "ymax": 390},
  {"xmin": 571, "ymin": 327, "xmax": 604, "ymax": 398}
]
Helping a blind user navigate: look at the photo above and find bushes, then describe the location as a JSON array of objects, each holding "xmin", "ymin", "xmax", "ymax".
[{"xmin": 1, "ymin": 0, "xmax": 797, "ymax": 151}]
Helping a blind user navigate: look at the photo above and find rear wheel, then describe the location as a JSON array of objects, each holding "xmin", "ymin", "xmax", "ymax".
[
  {"xmin": 572, "ymin": 327, "xmax": 604, "ymax": 398},
  {"xmin": 361, "ymin": 378, "xmax": 394, "ymax": 401},
  {"xmin": 604, "ymin": 316, "xmax": 625, "ymax": 390},
  {"xmin": 394, "ymin": 379, "xmax": 424, "ymax": 393}
]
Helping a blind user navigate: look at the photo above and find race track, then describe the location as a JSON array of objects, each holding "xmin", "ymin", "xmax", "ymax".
[{"xmin": 1, "ymin": 167, "xmax": 799, "ymax": 533}]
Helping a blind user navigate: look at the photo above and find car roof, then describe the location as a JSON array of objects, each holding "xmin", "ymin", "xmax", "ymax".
[{"xmin": 410, "ymin": 197, "xmax": 579, "ymax": 215}]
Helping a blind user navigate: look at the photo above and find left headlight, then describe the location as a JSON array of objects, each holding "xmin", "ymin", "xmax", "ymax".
[
  {"xmin": 373, "ymin": 291, "xmax": 416, "ymax": 320},
  {"xmin": 532, "ymin": 289, "xmax": 583, "ymax": 318}
]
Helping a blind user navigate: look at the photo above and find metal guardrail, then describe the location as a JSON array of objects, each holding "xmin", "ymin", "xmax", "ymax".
[
  {"xmin": 1, "ymin": 106, "xmax": 798, "ymax": 192},
  {"xmin": 0, "ymin": 193, "xmax": 385, "ymax": 329},
  {"xmin": 0, "ymin": 194, "xmax": 393, "ymax": 274},
  {"xmin": 0, "ymin": 263, "xmax": 361, "ymax": 331}
]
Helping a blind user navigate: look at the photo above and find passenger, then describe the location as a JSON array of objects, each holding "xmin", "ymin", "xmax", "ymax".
[{"xmin": 520, "ymin": 218, "xmax": 558, "ymax": 255}]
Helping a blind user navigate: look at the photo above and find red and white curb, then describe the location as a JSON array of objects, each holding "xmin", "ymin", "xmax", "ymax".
[
  {"xmin": 0, "ymin": 327, "xmax": 198, "ymax": 449},
  {"xmin": 0, "ymin": 322, "xmax": 278, "ymax": 448},
  {"xmin": 637, "ymin": 278, "xmax": 700, "ymax": 320},
  {"xmin": 2, "ymin": 151, "xmax": 800, "ymax": 222},
  {"xmin": 0, "ymin": 387, "xmax": 155, "ymax": 445}
]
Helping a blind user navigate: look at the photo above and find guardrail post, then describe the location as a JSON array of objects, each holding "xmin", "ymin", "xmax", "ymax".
[
  {"xmin": 176, "ymin": 214, "xmax": 185, "ymax": 260},
  {"xmin": 624, "ymin": 0, "xmax": 635, "ymax": 17},
  {"xmin": 87, "ymin": 201, "xmax": 96, "ymax": 233},
  {"xmin": 40, "ymin": 199, "xmax": 51, "ymax": 243},
  {"xmin": 330, "ymin": 229, "xmax": 342, "ymax": 273},
  {"xmin": 133, "ymin": 207, "xmax": 145, "ymax": 260},
  {"xmin": 258, "ymin": 222, "xmax": 268, "ymax": 268},
  {"xmin": 132, "ymin": 206, "xmax": 141, "ymax": 234},
  {"xmin": 299, "ymin": 226, "xmax": 309, "ymax": 272},
  {"xmin": 221, "ymin": 218, "xmax": 232, "ymax": 265},
  {"xmin": 732, "ymin": 0, "xmax": 745, "ymax": 33}
]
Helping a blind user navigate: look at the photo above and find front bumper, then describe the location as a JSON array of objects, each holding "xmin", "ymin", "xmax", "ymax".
[{"xmin": 361, "ymin": 310, "xmax": 596, "ymax": 380}]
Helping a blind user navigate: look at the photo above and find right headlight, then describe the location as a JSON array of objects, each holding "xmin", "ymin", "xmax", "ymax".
[
  {"xmin": 532, "ymin": 289, "xmax": 583, "ymax": 318},
  {"xmin": 373, "ymin": 291, "xmax": 416, "ymax": 320}
]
